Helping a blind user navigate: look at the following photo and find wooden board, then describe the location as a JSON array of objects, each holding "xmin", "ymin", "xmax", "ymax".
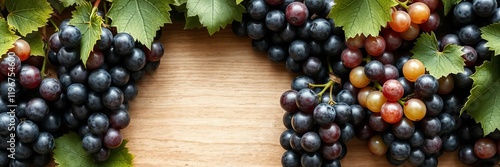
[{"xmin": 119, "ymin": 23, "xmax": 468, "ymax": 167}]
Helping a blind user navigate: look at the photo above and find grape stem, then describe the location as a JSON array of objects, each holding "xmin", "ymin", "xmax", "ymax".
[
  {"xmin": 91, "ymin": 0, "xmax": 102, "ymax": 17},
  {"xmin": 398, "ymin": 99, "xmax": 405, "ymax": 106},
  {"xmin": 373, "ymin": 81, "xmax": 383, "ymax": 91},
  {"xmin": 41, "ymin": 26, "xmax": 49, "ymax": 79},
  {"xmin": 395, "ymin": 0, "xmax": 410, "ymax": 9},
  {"xmin": 49, "ymin": 19, "xmax": 59, "ymax": 32},
  {"xmin": 363, "ymin": 55, "xmax": 371, "ymax": 63},
  {"xmin": 309, "ymin": 80, "xmax": 335, "ymax": 104}
]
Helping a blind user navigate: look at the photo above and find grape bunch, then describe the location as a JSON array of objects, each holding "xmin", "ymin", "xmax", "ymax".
[
  {"xmin": 233, "ymin": 0, "xmax": 500, "ymax": 166},
  {"xmin": 0, "ymin": 16, "xmax": 164, "ymax": 166},
  {"xmin": 48, "ymin": 19, "xmax": 164, "ymax": 161}
]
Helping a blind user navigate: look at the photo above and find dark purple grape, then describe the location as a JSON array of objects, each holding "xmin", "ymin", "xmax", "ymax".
[
  {"xmin": 62, "ymin": 110, "xmax": 80, "ymax": 129},
  {"xmin": 349, "ymin": 104, "xmax": 365, "ymax": 126},
  {"xmin": 438, "ymin": 112, "xmax": 456, "ymax": 135},
  {"xmin": 40, "ymin": 112, "xmax": 61, "ymax": 133},
  {"xmin": 321, "ymin": 141, "xmax": 342, "ymax": 160},
  {"xmin": 420, "ymin": 116, "xmax": 441, "ymax": 137},
  {"xmin": 459, "ymin": 145, "xmax": 479, "ymax": 165},
  {"xmin": 422, "ymin": 135, "xmax": 442, "ymax": 154},
  {"xmin": 16, "ymin": 120, "xmax": 39, "ymax": 143},
  {"xmin": 280, "ymin": 129, "xmax": 294, "ymax": 150},
  {"xmin": 66, "ymin": 83, "xmax": 87, "ymax": 105},
  {"xmin": 392, "ymin": 117, "xmax": 415, "ymax": 140},
  {"xmin": 408, "ymin": 148, "xmax": 425, "ymax": 166},
  {"xmin": 18, "ymin": 65, "xmax": 41, "ymax": 89},
  {"xmin": 279, "ymin": 23, "xmax": 297, "ymax": 43},
  {"xmin": 462, "ymin": 45, "xmax": 478, "ymax": 66},
  {"xmin": 103, "ymin": 128, "xmax": 123, "ymax": 148},
  {"xmin": 291, "ymin": 111, "xmax": 314, "ymax": 133},
  {"xmin": 305, "ymin": 0, "xmax": 325, "ymax": 14},
  {"xmin": 289, "ymin": 40, "xmax": 310, "ymax": 62},
  {"xmin": 93, "ymin": 147, "xmax": 111, "ymax": 162},
  {"xmin": 453, "ymin": 1, "xmax": 476, "ymax": 25},
  {"xmin": 109, "ymin": 66, "xmax": 130, "ymax": 87},
  {"xmin": 88, "ymin": 112, "xmax": 109, "ymax": 134},
  {"xmin": 323, "ymin": 35, "xmax": 345, "ymax": 56},
  {"xmin": 333, "ymin": 102, "xmax": 352, "ymax": 124},
  {"xmin": 296, "ymin": 88, "xmax": 318, "ymax": 113},
  {"xmin": 59, "ymin": 25, "xmax": 81, "ymax": 48},
  {"xmin": 82, "ymin": 133, "xmax": 102, "ymax": 154},
  {"xmin": 69, "ymin": 64, "xmax": 88, "ymax": 83},
  {"xmin": 102, "ymin": 87, "xmax": 124, "ymax": 110},
  {"xmin": 414, "ymin": 74, "xmax": 439, "ymax": 98},
  {"xmin": 459, "ymin": 24, "xmax": 481, "ymax": 45},
  {"xmin": 251, "ymin": 38, "xmax": 271, "ymax": 52},
  {"xmin": 301, "ymin": 131, "xmax": 321, "ymax": 152},
  {"xmin": 144, "ymin": 41, "xmax": 164, "ymax": 62},
  {"xmin": 88, "ymin": 69, "xmax": 112, "ymax": 92},
  {"xmin": 123, "ymin": 48, "xmax": 147, "ymax": 71},
  {"xmin": 32, "ymin": 132, "xmax": 54, "ymax": 154},
  {"xmin": 389, "ymin": 140, "xmax": 411, "ymax": 161},
  {"xmin": 122, "ymin": 82, "xmax": 138, "ymax": 102},
  {"xmin": 309, "ymin": 18, "xmax": 331, "ymax": 41},
  {"xmin": 453, "ymin": 67, "xmax": 473, "ymax": 89},
  {"xmin": 57, "ymin": 47, "xmax": 80, "ymax": 68},
  {"xmin": 109, "ymin": 108, "xmax": 130, "ymax": 129},
  {"xmin": 265, "ymin": 10, "xmax": 286, "ymax": 31},
  {"xmin": 247, "ymin": 0, "xmax": 269, "ymax": 20},
  {"xmin": 422, "ymin": 94, "xmax": 443, "ymax": 116},
  {"xmin": 409, "ymin": 130, "xmax": 424, "ymax": 148},
  {"xmin": 113, "ymin": 33, "xmax": 135, "ymax": 55},
  {"xmin": 302, "ymin": 57, "xmax": 322, "ymax": 77},
  {"xmin": 14, "ymin": 141, "xmax": 32, "ymax": 160},
  {"xmin": 300, "ymin": 152, "xmax": 322, "ymax": 167},
  {"xmin": 290, "ymin": 132, "xmax": 303, "ymax": 152},
  {"xmin": 72, "ymin": 104, "xmax": 90, "ymax": 120},
  {"xmin": 268, "ymin": 45, "xmax": 287, "ymax": 62},
  {"xmin": 86, "ymin": 50, "xmax": 105, "ymax": 71},
  {"xmin": 247, "ymin": 20, "xmax": 267, "ymax": 40},
  {"xmin": 25, "ymin": 98, "xmax": 49, "ymax": 122},
  {"xmin": 442, "ymin": 133, "xmax": 460, "ymax": 152},
  {"xmin": 39, "ymin": 78, "xmax": 62, "ymax": 101},
  {"xmin": 313, "ymin": 103, "xmax": 335, "ymax": 126},
  {"xmin": 49, "ymin": 32, "xmax": 63, "ymax": 52},
  {"xmin": 144, "ymin": 60, "xmax": 161, "ymax": 75},
  {"xmin": 232, "ymin": 19, "xmax": 247, "ymax": 37},
  {"xmin": 472, "ymin": 0, "xmax": 498, "ymax": 17},
  {"xmin": 281, "ymin": 150, "xmax": 300, "ymax": 167},
  {"xmin": 96, "ymin": 27, "xmax": 113, "ymax": 50},
  {"xmin": 283, "ymin": 112, "xmax": 293, "ymax": 129},
  {"xmin": 369, "ymin": 113, "xmax": 390, "ymax": 132}
]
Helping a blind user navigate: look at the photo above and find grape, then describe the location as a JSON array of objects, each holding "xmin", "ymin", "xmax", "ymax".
[
  {"xmin": 14, "ymin": 141, "xmax": 33, "ymax": 160},
  {"xmin": 102, "ymin": 87, "xmax": 124, "ymax": 110},
  {"xmin": 462, "ymin": 45, "xmax": 478, "ymax": 66},
  {"xmin": 308, "ymin": 40, "xmax": 322, "ymax": 57},
  {"xmin": 93, "ymin": 147, "xmax": 111, "ymax": 162},
  {"xmin": 459, "ymin": 24, "xmax": 482, "ymax": 45},
  {"xmin": 368, "ymin": 135, "xmax": 388, "ymax": 156},
  {"xmin": 341, "ymin": 48, "xmax": 363, "ymax": 68},
  {"xmin": 96, "ymin": 27, "xmax": 113, "ymax": 50},
  {"xmin": 492, "ymin": 7, "xmax": 500, "ymax": 23},
  {"xmin": 144, "ymin": 41, "xmax": 165, "ymax": 62},
  {"xmin": 476, "ymin": 40, "xmax": 494, "ymax": 61},
  {"xmin": 49, "ymin": 32, "xmax": 63, "ymax": 52},
  {"xmin": 286, "ymin": 2, "xmax": 309, "ymax": 26},
  {"xmin": 408, "ymin": 148, "xmax": 425, "ymax": 166},
  {"xmin": 57, "ymin": 47, "xmax": 80, "ymax": 68},
  {"xmin": 321, "ymin": 141, "xmax": 342, "ymax": 160},
  {"xmin": 104, "ymin": 128, "xmax": 123, "ymax": 149},
  {"xmin": 336, "ymin": 90, "xmax": 356, "ymax": 105},
  {"xmin": 67, "ymin": 83, "xmax": 87, "ymax": 105},
  {"xmin": 459, "ymin": 145, "xmax": 479, "ymax": 165},
  {"xmin": 408, "ymin": 2, "xmax": 430, "ymax": 24},
  {"xmin": 420, "ymin": 116, "xmax": 441, "ymax": 137},
  {"xmin": 40, "ymin": 112, "xmax": 61, "ymax": 133},
  {"xmin": 364, "ymin": 60, "xmax": 385, "ymax": 81},
  {"xmin": 404, "ymin": 98, "xmax": 426, "ymax": 121},
  {"xmin": 340, "ymin": 123, "xmax": 355, "ymax": 142},
  {"xmin": 9, "ymin": 159, "xmax": 29, "ymax": 167},
  {"xmin": 309, "ymin": 18, "xmax": 331, "ymax": 41},
  {"xmin": 232, "ymin": 19, "xmax": 247, "ymax": 37},
  {"xmin": 279, "ymin": 23, "xmax": 297, "ymax": 43},
  {"xmin": 437, "ymin": 75, "xmax": 454, "ymax": 95},
  {"xmin": 438, "ymin": 112, "xmax": 456, "ymax": 135},
  {"xmin": 88, "ymin": 112, "xmax": 109, "ymax": 135},
  {"xmin": 304, "ymin": 0, "xmax": 325, "ymax": 14},
  {"xmin": 319, "ymin": 122, "xmax": 341, "ymax": 144},
  {"xmin": 414, "ymin": 74, "xmax": 439, "ymax": 98},
  {"xmin": 333, "ymin": 102, "xmax": 352, "ymax": 124},
  {"xmin": 382, "ymin": 79, "xmax": 404, "ymax": 102},
  {"xmin": 302, "ymin": 57, "xmax": 323, "ymax": 77},
  {"xmin": 301, "ymin": 131, "xmax": 321, "ymax": 152},
  {"xmin": 122, "ymin": 82, "xmax": 138, "ymax": 102},
  {"xmin": 88, "ymin": 69, "xmax": 112, "ymax": 92},
  {"xmin": 69, "ymin": 64, "xmax": 88, "ymax": 83},
  {"xmin": 59, "ymin": 25, "xmax": 81, "ymax": 48},
  {"xmin": 280, "ymin": 129, "xmax": 294, "ymax": 150},
  {"xmin": 383, "ymin": 131, "xmax": 396, "ymax": 145},
  {"xmin": 400, "ymin": 23, "xmax": 420, "ymax": 41},
  {"xmin": 268, "ymin": 45, "xmax": 287, "ymax": 62},
  {"xmin": 18, "ymin": 65, "xmax": 41, "ymax": 89},
  {"xmin": 313, "ymin": 103, "xmax": 335, "ymax": 126},
  {"xmin": 364, "ymin": 35, "xmax": 386, "ymax": 56},
  {"xmin": 25, "ymin": 98, "xmax": 49, "ymax": 122},
  {"xmin": 16, "ymin": 120, "xmax": 39, "ymax": 143},
  {"xmin": 421, "ymin": 155, "xmax": 438, "ymax": 167},
  {"xmin": 109, "ymin": 66, "xmax": 130, "ymax": 87},
  {"xmin": 0, "ymin": 52, "xmax": 22, "ymax": 76},
  {"xmin": 375, "ymin": 52, "xmax": 395, "ymax": 65},
  {"xmin": 420, "ymin": 11, "xmax": 440, "ymax": 32},
  {"xmin": 123, "ymin": 48, "xmax": 147, "ymax": 71},
  {"xmin": 82, "ymin": 133, "xmax": 102, "ymax": 154},
  {"xmin": 291, "ymin": 75, "xmax": 314, "ymax": 91},
  {"xmin": 454, "ymin": 1, "xmax": 476, "ymax": 25},
  {"xmin": 289, "ymin": 40, "xmax": 310, "ymax": 61},
  {"xmin": 369, "ymin": 113, "xmax": 390, "ymax": 132},
  {"xmin": 380, "ymin": 101, "xmax": 403, "ymax": 124},
  {"xmin": 323, "ymin": 35, "xmax": 345, "ymax": 56},
  {"xmin": 389, "ymin": 10, "xmax": 411, "ymax": 32},
  {"xmin": 402, "ymin": 59, "xmax": 425, "ymax": 82},
  {"xmin": 413, "ymin": 0, "xmax": 439, "ymax": 11},
  {"xmin": 266, "ymin": 10, "xmax": 286, "ymax": 33},
  {"xmin": 247, "ymin": 0, "xmax": 269, "ymax": 20},
  {"xmin": 280, "ymin": 90, "xmax": 299, "ymax": 113},
  {"xmin": 32, "ymin": 132, "xmax": 55, "ymax": 154},
  {"xmin": 292, "ymin": 111, "xmax": 314, "ymax": 134},
  {"xmin": 266, "ymin": 0, "xmax": 283, "ymax": 5},
  {"xmin": 442, "ymin": 133, "xmax": 460, "ymax": 152},
  {"xmin": 62, "ymin": 110, "xmax": 81, "ymax": 129},
  {"xmin": 345, "ymin": 34, "xmax": 366, "ymax": 49},
  {"xmin": 281, "ymin": 150, "xmax": 300, "ymax": 167},
  {"xmin": 144, "ymin": 60, "xmax": 161, "ymax": 74},
  {"xmin": 453, "ymin": 67, "xmax": 473, "ymax": 89},
  {"xmin": 72, "ymin": 104, "xmax": 90, "ymax": 120},
  {"xmin": 349, "ymin": 66, "xmax": 371, "ymax": 88},
  {"xmin": 474, "ymin": 137, "xmax": 497, "ymax": 159},
  {"xmin": 472, "ymin": 0, "xmax": 498, "ymax": 17},
  {"xmin": 113, "ymin": 33, "xmax": 135, "ymax": 55},
  {"xmin": 366, "ymin": 91, "xmax": 387, "ymax": 113},
  {"xmin": 422, "ymin": 135, "xmax": 442, "ymax": 154},
  {"xmin": 286, "ymin": 57, "xmax": 302, "ymax": 73},
  {"xmin": 301, "ymin": 152, "xmax": 322, "ymax": 167},
  {"xmin": 389, "ymin": 140, "xmax": 411, "ymax": 161},
  {"xmin": 109, "ymin": 108, "xmax": 130, "ymax": 129},
  {"xmin": 409, "ymin": 130, "xmax": 424, "ymax": 148}
]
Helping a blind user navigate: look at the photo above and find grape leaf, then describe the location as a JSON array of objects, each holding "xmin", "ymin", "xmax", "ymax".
[
  {"xmin": 5, "ymin": 0, "xmax": 53, "ymax": 36},
  {"xmin": 53, "ymin": 132, "xmax": 134, "ymax": 167},
  {"xmin": 236, "ymin": 0, "xmax": 243, "ymax": 4},
  {"xmin": 480, "ymin": 23, "xmax": 500, "ymax": 57},
  {"xmin": 328, "ymin": 0, "xmax": 397, "ymax": 39},
  {"xmin": 69, "ymin": 1, "xmax": 103, "ymax": 67},
  {"xmin": 22, "ymin": 31, "xmax": 44, "ymax": 56},
  {"xmin": 442, "ymin": 0, "xmax": 461, "ymax": 15},
  {"xmin": 173, "ymin": 0, "xmax": 187, "ymax": 6},
  {"xmin": 107, "ymin": 0, "xmax": 173, "ymax": 49},
  {"xmin": 49, "ymin": 0, "xmax": 66, "ymax": 14},
  {"xmin": 186, "ymin": 0, "xmax": 245, "ymax": 35},
  {"xmin": 410, "ymin": 32, "xmax": 465, "ymax": 78},
  {"xmin": 59, "ymin": 0, "xmax": 86, "ymax": 7},
  {"xmin": 175, "ymin": 3, "xmax": 203, "ymax": 29},
  {"xmin": 0, "ymin": 19, "xmax": 19, "ymax": 55},
  {"xmin": 462, "ymin": 56, "xmax": 500, "ymax": 135}
]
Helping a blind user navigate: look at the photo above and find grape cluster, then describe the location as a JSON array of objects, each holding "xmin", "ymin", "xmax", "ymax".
[
  {"xmin": 0, "ymin": 17, "xmax": 164, "ymax": 166},
  {"xmin": 234, "ymin": 0, "xmax": 500, "ymax": 166}
]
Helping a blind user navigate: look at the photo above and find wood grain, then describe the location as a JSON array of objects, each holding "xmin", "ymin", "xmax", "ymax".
[{"xmin": 119, "ymin": 23, "xmax": 469, "ymax": 167}]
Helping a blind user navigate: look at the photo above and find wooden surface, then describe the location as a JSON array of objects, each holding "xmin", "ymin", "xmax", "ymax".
[{"xmin": 119, "ymin": 23, "xmax": 468, "ymax": 167}]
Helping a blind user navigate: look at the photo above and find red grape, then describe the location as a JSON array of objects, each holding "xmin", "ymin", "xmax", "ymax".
[
  {"xmin": 286, "ymin": 2, "xmax": 309, "ymax": 26},
  {"xmin": 382, "ymin": 79, "xmax": 404, "ymax": 101},
  {"xmin": 365, "ymin": 35, "xmax": 386, "ymax": 56},
  {"xmin": 8, "ymin": 39, "xmax": 31, "ymax": 61}
]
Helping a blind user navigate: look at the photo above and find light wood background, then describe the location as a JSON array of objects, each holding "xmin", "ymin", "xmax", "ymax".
[{"xmin": 118, "ymin": 23, "xmax": 468, "ymax": 167}]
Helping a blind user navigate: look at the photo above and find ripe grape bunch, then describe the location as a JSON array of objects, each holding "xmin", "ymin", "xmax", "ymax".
[
  {"xmin": 0, "ymin": 16, "xmax": 164, "ymax": 166},
  {"xmin": 233, "ymin": 0, "xmax": 500, "ymax": 166}
]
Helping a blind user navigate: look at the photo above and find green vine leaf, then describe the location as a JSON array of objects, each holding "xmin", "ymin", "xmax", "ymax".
[
  {"xmin": 410, "ymin": 32, "xmax": 465, "ymax": 79},
  {"xmin": 236, "ymin": 0, "xmax": 243, "ymax": 4},
  {"xmin": 49, "ymin": 0, "xmax": 66, "ymax": 14},
  {"xmin": 0, "ymin": 19, "xmax": 19, "ymax": 55},
  {"xmin": 22, "ymin": 31, "xmax": 44, "ymax": 56},
  {"xmin": 53, "ymin": 132, "xmax": 134, "ymax": 167},
  {"xmin": 442, "ymin": 0, "xmax": 461, "ymax": 16},
  {"xmin": 186, "ymin": 0, "xmax": 245, "ymax": 35},
  {"xmin": 5, "ymin": 0, "xmax": 53, "ymax": 36},
  {"xmin": 462, "ymin": 56, "xmax": 500, "ymax": 135},
  {"xmin": 480, "ymin": 22, "xmax": 500, "ymax": 56},
  {"xmin": 69, "ymin": 1, "xmax": 103, "ymax": 67},
  {"xmin": 59, "ymin": 0, "xmax": 86, "ymax": 7},
  {"xmin": 328, "ymin": 0, "xmax": 397, "ymax": 39},
  {"xmin": 107, "ymin": 0, "xmax": 173, "ymax": 49}
]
